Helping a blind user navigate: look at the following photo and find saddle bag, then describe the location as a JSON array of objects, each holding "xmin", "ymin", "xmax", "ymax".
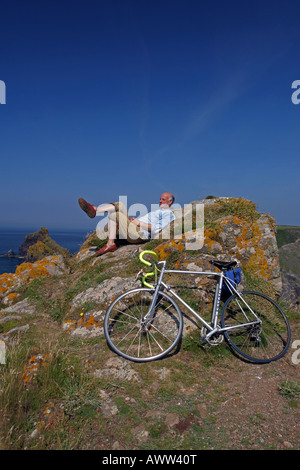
[{"xmin": 222, "ymin": 268, "xmax": 242, "ymax": 297}]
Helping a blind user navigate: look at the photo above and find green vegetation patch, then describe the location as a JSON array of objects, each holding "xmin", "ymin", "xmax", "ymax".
[
  {"xmin": 276, "ymin": 226, "xmax": 300, "ymax": 248},
  {"xmin": 278, "ymin": 380, "xmax": 300, "ymax": 399},
  {"xmin": 205, "ymin": 198, "xmax": 260, "ymax": 225}
]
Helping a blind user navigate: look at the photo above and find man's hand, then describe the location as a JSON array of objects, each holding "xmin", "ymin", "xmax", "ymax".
[
  {"xmin": 130, "ymin": 217, "xmax": 152, "ymax": 232},
  {"xmin": 130, "ymin": 217, "xmax": 140, "ymax": 226}
]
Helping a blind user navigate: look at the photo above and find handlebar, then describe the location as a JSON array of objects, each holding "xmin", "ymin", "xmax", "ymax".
[
  {"xmin": 139, "ymin": 250, "xmax": 158, "ymax": 288},
  {"xmin": 139, "ymin": 250, "xmax": 158, "ymax": 266}
]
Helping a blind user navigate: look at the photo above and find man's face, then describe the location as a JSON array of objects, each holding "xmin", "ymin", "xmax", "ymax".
[{"xmin": 159, "ymin": 193, "xmax": 172, "ymax": 208}]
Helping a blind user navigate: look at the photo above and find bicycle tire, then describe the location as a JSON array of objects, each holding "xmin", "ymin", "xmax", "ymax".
[
  {"xmin": 221, "ymin": 290, "xmax": 291, "ymax": 363},
  {"xmin": 104, "ymin": 288, "xmax": 183, "ymax": 362}
]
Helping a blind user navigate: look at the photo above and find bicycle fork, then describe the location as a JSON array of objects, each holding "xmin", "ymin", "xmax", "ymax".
[{"xmin": 142, "ymin": 262, "xmax": 167, "ymax": 326}]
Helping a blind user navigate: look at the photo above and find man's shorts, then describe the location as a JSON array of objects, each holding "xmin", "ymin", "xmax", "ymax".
[{"xmin": 109, "ymin": 202, "xmax": 149, "ymax": 244}]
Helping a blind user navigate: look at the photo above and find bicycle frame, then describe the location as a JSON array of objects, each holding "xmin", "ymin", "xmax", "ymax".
[{"xmin": 144, "ymin": 259, "xmax": 261, "ymax": 341}]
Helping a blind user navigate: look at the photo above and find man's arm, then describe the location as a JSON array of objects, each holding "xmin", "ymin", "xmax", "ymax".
[{"xmin": 130, "ymin": 217, "xmax": 152, "ymax": 232}]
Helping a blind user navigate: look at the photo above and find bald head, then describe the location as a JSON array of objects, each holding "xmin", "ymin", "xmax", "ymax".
[{"xmin": 160, "ymin": 192, "xmax": 175, "ymax": 208}]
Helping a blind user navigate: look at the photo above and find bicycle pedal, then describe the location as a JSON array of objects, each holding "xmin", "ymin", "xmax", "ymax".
[
  {"xmin": 199, "ymin": 340, "xmax": 211, "ymax": 350},
  {"xmin": 199, "ymin": 333, "xmax": 210, "ymax": 349}
]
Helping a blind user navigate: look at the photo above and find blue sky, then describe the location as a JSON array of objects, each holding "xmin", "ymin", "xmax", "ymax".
[{"xmin": 0, "ymin": 0, "xmax": 299, "ymax": 230}]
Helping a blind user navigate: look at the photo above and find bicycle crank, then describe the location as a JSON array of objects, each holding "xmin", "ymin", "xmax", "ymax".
[{"xmin": 200, "ymin": 326, "xmax": 224, "ymax": 347}]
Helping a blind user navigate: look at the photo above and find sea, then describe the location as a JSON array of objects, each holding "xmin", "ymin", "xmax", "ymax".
[{"xmin": 0, "ymin": 228, "xmax": 89, "ymax": 275}]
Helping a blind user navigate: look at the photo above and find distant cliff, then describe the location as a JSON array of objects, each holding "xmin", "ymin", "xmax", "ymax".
[
  {"xmin": 18, "ymin": 226, "xmax": 70, "ymax": 262},
  {"xmin": 276, "ymin": 226, "xmax": 300, "ymax": 248},
  {"xmin": 278, "ymin": 228, "xmax": 300, "ymax": 311}
]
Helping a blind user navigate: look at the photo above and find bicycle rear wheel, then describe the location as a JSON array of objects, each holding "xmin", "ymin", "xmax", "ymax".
[
  {"xmin": 221, "ymin": 291, "xmax": 291, "ymax": 363},
  {"xmin": 104, "ymin": 288, "xmax": 183, "ymax": 362}
]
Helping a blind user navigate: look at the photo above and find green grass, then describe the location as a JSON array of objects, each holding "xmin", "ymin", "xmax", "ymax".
[
  {"xmin": 0, "ymin": 318, "xmax": 22, "ymax": 334},
  {"xmin": 0, "ymin": 336, "xmax": 105, "ymax": 450},
  {"xmin": 278, "ymin": 380, "xmax": 300, "ymax": 399},
  {"xmin": 243, "ymin": 269, "xmax": 277, "ymax": 299},
  {"xmin": 205, "ymin": 198, "xmax": 260, "ymax": 225},
  {"xmin": 23, "ymin": 277, "xmax": 68, "ymax": 323},
  {"xmin": 64, "ymin": 264, "xmax": 111, "ymax": 303},
  {"xmin": 276, "ymin": 225, "xmax": 300, "ymax": 248}
]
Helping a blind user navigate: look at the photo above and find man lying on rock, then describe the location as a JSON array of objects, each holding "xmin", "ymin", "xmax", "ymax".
[{"xmin": 78, "ymin": 192, "xmax": 175, "ymax": 256}]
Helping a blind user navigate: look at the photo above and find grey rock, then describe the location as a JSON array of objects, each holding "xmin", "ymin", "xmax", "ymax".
[
  {"xmin": 70, "ymin": 276, "xmax": 138, "ymax": 311},
  {"xmin": 0, "ymin": 298, "xmax": 36, "ymax": 315}
]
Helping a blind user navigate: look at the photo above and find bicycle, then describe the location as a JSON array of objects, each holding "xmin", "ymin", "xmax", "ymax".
[{"xmin": 104, "ymin": 250, "xmax": 291, "ymax": 364}]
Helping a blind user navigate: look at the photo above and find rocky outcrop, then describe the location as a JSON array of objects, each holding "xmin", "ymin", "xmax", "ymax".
[
  {"xmin": 154, "ymin": 198, "xmax": 281, "ymax": 295},
  {"xmin": 63, "ymin": 276, "xmax": 139, "ymax": 337},
  {"xmin": 0, "ymin": 255, "xmax": 67, "ymax": 306},
  {"xmin": 0, "ymin": 249, "xmax": 18, "ymax": 258},
  {"xmin": 18, "ymin": 227, "xmax": 70, "ymax": 262}
]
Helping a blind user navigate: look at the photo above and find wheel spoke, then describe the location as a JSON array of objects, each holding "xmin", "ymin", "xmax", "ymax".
[
  {"xmin": 104, "ymin": 288, "xmax": 183, "ymax": 362},
  {"xmin": 221, "ymin": 291, "xmax": 291, "ymax": 363}
]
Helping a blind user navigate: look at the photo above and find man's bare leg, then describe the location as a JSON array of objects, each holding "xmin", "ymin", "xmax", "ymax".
[
  {"xmin": 93, "ymin": 204, "xmax": 116, "ymax": 247},
  {"xmin": 78, "ymin": 199, "xmax": 116, "ymax": 219},
  {"xmin": 95, "ymin": 203, "xmax": 115, "ymax": 215},
  {"xmin": 106, "ymin": 218, "xmax": 117, "ymax": 247}
]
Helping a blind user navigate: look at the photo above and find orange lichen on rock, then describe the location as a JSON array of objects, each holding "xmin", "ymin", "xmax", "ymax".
[
  {"xmin": 22, "ymin": 352, "xmax": 50, "ymax": 384},
  {"xmin": 0, "ymin": 273, "xmax": 15, "ymax": 294},
  {"xmin": 2, "ymin": 292, "xmax": 19, "ymax": 306},
  {"xmin": 28, "ymin": 265, "xmax": 49, "ymax": 279},
  {"xmin": 149, "ymin": 205, "xmax": 281, "ymax": 293},
  {"xmin": 15, "ymin": 261, "xmax": 49, "ymax": 280},
  {"xmin": 215, "ymin": 214, "xmax": 280, "ymax": 289},
  {"xmin": 30, "ymin": 403, "xmax": 59, "ymax": 438},
  {"xmin": 36, "ymin": 403, "xmax": 56, "ymax": 431},
  {"xmin": 15, "ymin": 263, "xmax": 32, "ymax": 274},
  {"xmin": 154, "ymin": 238, "xmax": 185, "ymax": 259},
  {"xmin": 202, "ymin": 226, "xmax": 221, "ymax": 252},
  {"xmin": 78, "ymin": 314, "xmax": 98, "ymax": 328},
  {"xmin": 0, "ymin": 255, "xmax": 66, "ymax": 298},
  {"xmin": 7, "ymin": 292, "xmax": 18, "ymax": 301},
  {"xmin": 244, "ymin": 246, "xmax": 272, "ymax": 280},
  {"xmin": 63, "ymin": 312, "xmax": 105, "ymax": 338}
]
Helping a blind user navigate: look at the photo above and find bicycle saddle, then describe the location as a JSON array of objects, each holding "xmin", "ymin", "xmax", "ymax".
[{"xmin": 210, "ymin": 259, "xmax": 237, "ymax": 271}]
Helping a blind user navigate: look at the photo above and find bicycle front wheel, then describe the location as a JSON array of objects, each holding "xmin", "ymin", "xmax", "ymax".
[
  {"xmin": 221, "ymin": 291, "xmax": 291, "ymax": 363},
  {"xmin": 104, "ymin": 288, "xmax": 183, "ymax": 362}
]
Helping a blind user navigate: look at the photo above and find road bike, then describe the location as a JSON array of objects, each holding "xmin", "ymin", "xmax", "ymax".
[{"xmin": 104, "ymin": 250, "xmax": 291, "ymax": 363}]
